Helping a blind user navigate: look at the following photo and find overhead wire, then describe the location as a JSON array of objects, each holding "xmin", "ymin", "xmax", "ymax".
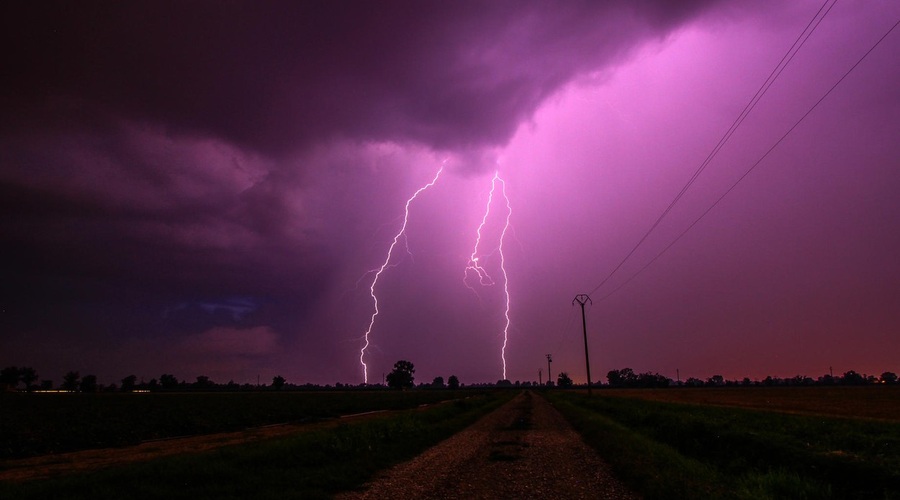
[
  {"xmin": 588, "ymin": 0, "xmax": 838, "ymax": 297},
  {"xmin": 596, "ymin": 15, "xmax": 900, "ymax": 302}
]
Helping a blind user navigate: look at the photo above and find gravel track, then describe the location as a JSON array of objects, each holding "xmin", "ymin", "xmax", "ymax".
[{"xmin": 338, "ymin": 391, "xmax": 639, "ymax": 499}]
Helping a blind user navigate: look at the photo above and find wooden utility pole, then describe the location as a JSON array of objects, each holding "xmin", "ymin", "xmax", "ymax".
[
  {"xmin": 573, "ymin": 294, "xmax": 593, "ymax": 395},
  {"xmin": 546, "ymin": 354, "xmax": 552, "ymax": 386}
]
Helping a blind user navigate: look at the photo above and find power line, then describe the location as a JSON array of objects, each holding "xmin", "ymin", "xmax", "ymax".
[
  {"xmin": 596, "ymin": 15, "xmax": 900, "ymax": 302},
  {"xmin": 589, "ymin": 0, "xmax": 837, "ymax": 297}
]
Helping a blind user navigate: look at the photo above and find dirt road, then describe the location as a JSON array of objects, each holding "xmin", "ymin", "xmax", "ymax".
[{"xmin": 338, "ymin": 391, "xmax": 639, "ymax": 499}]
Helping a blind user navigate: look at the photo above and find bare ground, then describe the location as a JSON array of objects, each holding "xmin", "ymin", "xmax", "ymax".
[{"xmin": 338, "ymin": 391, "xmax": 639, "ymax": 499}]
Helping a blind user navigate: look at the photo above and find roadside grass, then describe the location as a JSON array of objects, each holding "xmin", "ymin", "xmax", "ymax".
[
  {"xmin": 547, "ymin": 392, "xmax": 900, "ymax": 499},
  {"xmin": 0, "ymin": 391, "xmax": 513, "ymax": 499},
  {"xmin": 0, "ymin": 389, "xmax": 489, "ymax": 459}
]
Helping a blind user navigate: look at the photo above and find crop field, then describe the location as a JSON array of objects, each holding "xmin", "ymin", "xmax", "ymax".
[
  {"xmin": 0, "ymin": 389, "xmax": 495, "ymax": 459},
  {"xmin": 598, "ymin": 385, "xmax": 900, "ymax": 421},
  {"xmin": 4, "ymin": 387, "xmax": 899, "ymax": 499},
  {"xmin": 0, "ymin": 390, "xmax": 513, "ymax": 499},
  {"xmin": 548, "ymin": 388, "xmax": 900, "ymax": 499}
]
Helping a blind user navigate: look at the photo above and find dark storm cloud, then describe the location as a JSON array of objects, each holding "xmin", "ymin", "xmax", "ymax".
[
  {"xmin": 2, "ymin": 0, "xmax": 714, "ymax": 156},
  {"xmin": 2, "ymin": 0, "xmax": 762, "ymax": 384}
]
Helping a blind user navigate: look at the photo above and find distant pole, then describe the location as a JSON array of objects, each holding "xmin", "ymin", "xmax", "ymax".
[
  {"xmin": 573, "ymin": 294, "xmax": 593, "ymax": 396},
  {"xmin": 539, "ymin": 369, "xmax": 542, "ymax": 386},
  {"xmin": 546, "ymin": 354, "xmax": 552, "ymax": 386}
]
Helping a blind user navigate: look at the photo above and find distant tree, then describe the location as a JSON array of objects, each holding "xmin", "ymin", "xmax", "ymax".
[
  {"xmin": 159, "ymin": 374, "xmax": 178, "ymax": 389},
  {"xmin": 431, "ymin": 376, "xmax": 445, "ymax": 388},
  {"xmin": 447, "ymin": 375, "xmax": 460, "ymax": 389},
  {"xmin": 62, "ymin": 371, "xmax": 80, "ymax": 391},
  {"xmin": 121, "ymin": 375, "xmax": 137, "ymax": 392},
  {"xmin": 20, "ymin": 367, "xmax": 38, "ymax": 391},
  {"xmin": 40, "ymin": 380, "xmax": 53, "ymax": 391},
  {"xmin": 685, "ymin": 377, "xmax": 704, "ymax": 388},
  {"xmin": 193, "ymin": 375, "xmax": 214, "ymax": 389},
  {"xmin": 607, "ymin": 368, "xmax": 638, "ymax": 387},
  {"xmin": 79, "ymin": 374, "xmax": 98, "ymax": 392},
  {"xmin": 707, "ymin": 375, "xmax": 725, "ymax": 387},
  {"xmin": 386, "ymin": 360, "xmax": 415, "ymax": 389},
  {"xmin": 881, "ymin": 372, "xmax": 898, "ymax": 385},
  {"xmin": 841, "ymin": 370, "xmax": 866, "ymax": 386},
  {"xmin": 147, "ymin": 378, "xmax": 159, "ymax": 391},
  {"xmin": 1, "ymin": 366, "xmax": 20, "ymax": 390},
  {"xmin": 637, "ymin": 372, "xmax": 671, "ymax": 388},
  {"xmin": 272, "ymin": 375, "xmax": 286, "ymax": 390},
  {"xmin": 557, "ymin": 372, "xmax": 573, "ymax": 388},
  {"xmin": 496, "ymin": 379, "xmax": 513, "ymax": 387}
]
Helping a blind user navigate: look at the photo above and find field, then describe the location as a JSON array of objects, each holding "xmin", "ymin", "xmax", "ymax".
[
  {"xmin": 548, "ymin": 387, "xmax": 900, "ymax": 499},
  {"xmin": 598, "ymin": 385, "xmax": 900, "ymax": 421},
  {"xmin": 0, "ymin": 390, "xmax": 514, "ymax": 499},
  {"xmin": 0, "ymin": 389, "xmax": 492, "ymax": 459},
  {"xmin": 3, "ymin": 387, "xmax": 900, "ymax": 499}
]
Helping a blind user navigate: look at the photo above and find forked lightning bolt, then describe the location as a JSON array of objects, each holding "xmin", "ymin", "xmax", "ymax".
[
  {"xmin": 464, "ymin": 171, "xmax": 512, "ymax": 380},
  {"xmin": 360, "ymin": 167, "xmax": 443, "ymax": 383}
]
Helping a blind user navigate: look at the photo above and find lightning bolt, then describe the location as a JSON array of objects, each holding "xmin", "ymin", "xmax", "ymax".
[
  {"xmin": 464, "ymin": 171, "xmax": 512, "ymax": 380},
  {"xmin": 360, "ymin": 167, "xmax": 443, "ymax": 383}
]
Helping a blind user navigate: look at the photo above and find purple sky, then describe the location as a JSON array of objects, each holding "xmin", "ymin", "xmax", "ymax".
[{"xmin": 2, "ymin": 1, "xmax": 898, "ymax": 386}]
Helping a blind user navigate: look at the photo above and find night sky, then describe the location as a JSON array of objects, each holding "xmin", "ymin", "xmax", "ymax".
[{"xmin": 2, "ymin": 1, "xmax": 898, "ymax": 386}]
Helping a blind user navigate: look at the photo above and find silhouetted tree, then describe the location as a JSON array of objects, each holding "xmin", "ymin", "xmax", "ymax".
[
  {"xmin": 62, "ymin": 371, "xmax": 80, "ymax": 391},
  {"xmin": 607, "ymin": 368, "xmax": 638, "ymax": 387},
  {"xmin": 881, "ymin": 372, "xmax": 898, "ymax": 385},
  {"xmin": 636, "ymin": 372, "xmax": 671, "ymax": 388},
  {"xmin": 272, "ymin": 375, "xmax": 286, "ymax": 390},
  {"xmin": 685, "ymin": 377, "xmax": 704, "ymax": 387},
  {"xmin": 193, "ymin": 375, "xmax": 214, "ymax": 389},
  {"xmin": 842, "ymin": 370, "xmax": 866, "ymax": 385},
  {"xmin": 1, "ymin": 366, "xmax": 20, "ymax": 390},
  {"xmin": 19, "ymin": 367, "xmax": 38, "ymax": 391},
  {"xmin": 121, "ymin": 375, "xmax": 137, "ymax": 392},
  {"xmin": 40, "ymin": 380, "xmax": 53, "ymax": 391},
  {"xmin": 431, "ymin": 376, "xmax": 445, "ymax": 388},
  {"xmin": 79, "ymin": 374, "xmax": 98, "ymax": 392},
  {"xmin": 447, "ymin": 375, "xmax": 460, "ymax": 389},
  {"xmin": 159, "ymin": 374, "xmax": 178, "ymax": 389},
  {"xmin": 386, "ymin": 360, "xmax": 415, "ymax": 389},
  {"xmin": 557, "ymin": 372, "xmax": 573, "ymax": 388},
  {"xmin": 707, "ymin": 375, "xmax": 725, "ymax": 387}
]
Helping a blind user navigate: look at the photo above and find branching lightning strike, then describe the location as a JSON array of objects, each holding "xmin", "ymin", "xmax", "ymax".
[
  {"xmin": 360, "ymin": 167, "xmax": 443, "ymax": 383},
  {"xmin": 463, "ymin": 171, "xmax": 512, "ymax": 380}
]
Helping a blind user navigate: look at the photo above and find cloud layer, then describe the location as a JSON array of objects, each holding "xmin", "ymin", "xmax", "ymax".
[{"xmin": 2, "ymin": 1, "xmax": 898, "ymax": 385}]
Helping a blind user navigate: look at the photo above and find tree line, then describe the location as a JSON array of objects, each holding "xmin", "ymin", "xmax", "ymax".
[
  {"xmin": 0, "ymin": 366, "xmax": 295, "ymax": 393},
  {"xmin": 605, "ymin": 367, "xmax": 899, "ymax": 388},
  {"xmin": 3, "ymin": 362, "xmax": 897, "ymax": 393}
]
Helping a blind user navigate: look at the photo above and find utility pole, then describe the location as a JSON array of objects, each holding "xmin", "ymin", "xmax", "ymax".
[
  {"xmin": 573, "ymin": 294, "xmax": 593, "ymax": 395},
  {"xmin": 546, "ymin": 354, "xmax": 552, "ymax": 386},
  {"xmin": 538, "ymin": 369, "xmax": 542, "ymax": 386}
]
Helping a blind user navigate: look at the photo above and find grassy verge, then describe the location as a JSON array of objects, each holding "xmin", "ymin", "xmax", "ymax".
[
  {"xmin": 547, "ymin": 392, "xmax": 900, "ymax": 499},
  {"xmin": 0, "ymin": 391, "xmax": 513, "ymax": 499},
  {"xmin": 0, "ymin": 389, "xmax": 490, "ymax": 459}
]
